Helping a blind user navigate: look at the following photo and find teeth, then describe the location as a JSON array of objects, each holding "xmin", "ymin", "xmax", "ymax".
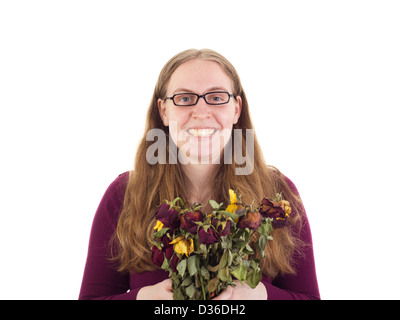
[{"xmin": 188, "ymin": 129, "xmax": 216, "ymax": 137}]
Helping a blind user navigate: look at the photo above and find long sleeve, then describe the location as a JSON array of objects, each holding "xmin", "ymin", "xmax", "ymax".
[
  {"xmin": 78, "ymin": 172, "xmax": 137, "ymax": 300},
  {"xmin": 261, "ymin": 177, "xmax": 320, "ymax": 300},
  {"xmin": 79, "ymin": 173, "xmax": 320, "ymax": 300}
]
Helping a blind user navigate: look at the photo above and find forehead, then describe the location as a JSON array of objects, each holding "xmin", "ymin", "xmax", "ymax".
[{"xmin": 167, "ymin": 59, "xmax": 233, "ymax": 93}]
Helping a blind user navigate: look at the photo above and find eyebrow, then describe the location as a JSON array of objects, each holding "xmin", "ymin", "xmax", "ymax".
[{"xmin": 172, "ymin": 86, "xmax": 230, "ymax": 94}]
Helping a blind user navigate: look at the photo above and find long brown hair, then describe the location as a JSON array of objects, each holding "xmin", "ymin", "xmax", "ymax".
[{"xmin": 113, "ymin": 49, "xmax": 303, "ymax": 279}]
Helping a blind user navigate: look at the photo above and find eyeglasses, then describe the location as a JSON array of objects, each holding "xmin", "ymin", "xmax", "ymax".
[{"xmin": 164, "ymin": 91, "xmax": 234, "ymax": 107}]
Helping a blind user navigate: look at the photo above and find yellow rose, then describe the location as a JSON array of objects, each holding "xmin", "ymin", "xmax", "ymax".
[
  {"xmin": 280, "ymin": 200, "xmax": 292, "ymax": 217},
  {"xmin": 170, "ymin": 236, "xmax": 194, "ymax": 257},
  {"xmin": 153, "ymin": 220, "xmax": 164, "ymax": 232},
  {"xmin": 226, "ymin": 189, "xmax": 238, "ymax": 213}
]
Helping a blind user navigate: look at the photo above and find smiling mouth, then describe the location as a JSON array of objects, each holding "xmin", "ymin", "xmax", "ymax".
[{"xmin": 187, "ymin": 128, "xmax": 218, "ymax": 137}]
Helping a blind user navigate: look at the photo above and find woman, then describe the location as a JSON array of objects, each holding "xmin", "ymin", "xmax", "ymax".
[{"xmin": 79, "ymin": 49, "xmax": 320, "ymax": 300}]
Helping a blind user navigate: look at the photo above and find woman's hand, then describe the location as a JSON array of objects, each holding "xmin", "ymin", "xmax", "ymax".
[
  {"xmin": 136, "ymin": 279, "xmax": 173, "ymax": 300},
  {"xmin": 212, "ymin": 281, "xmax": 268, "ymax": 300}
]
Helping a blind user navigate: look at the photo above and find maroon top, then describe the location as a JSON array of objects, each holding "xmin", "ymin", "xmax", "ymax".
[{"xmin": 79, "ymin": 172, "xmax": 320, "ymax": 300}]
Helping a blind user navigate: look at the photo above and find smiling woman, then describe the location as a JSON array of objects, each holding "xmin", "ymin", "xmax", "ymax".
[
  {"xmin": 78, "ymin": 49, "xmax": 320, "ymax": 300},
  {"xmin": 157, "ymin": 59, "xmax": 242, "ymax": 165}
]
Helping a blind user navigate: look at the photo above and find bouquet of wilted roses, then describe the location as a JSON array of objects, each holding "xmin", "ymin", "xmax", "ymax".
[{"xmin": 151, "ymin": 189, "xmax": 291, "ymax": 300}]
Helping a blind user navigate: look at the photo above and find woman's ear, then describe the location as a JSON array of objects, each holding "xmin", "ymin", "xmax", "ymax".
[
  {"xmin": 157, "ymin": 98, "xmax": 169, "ymax": 126},
  {"xmin": 233, "ymin": 95, "xmax": 242, "ymax": 124}
]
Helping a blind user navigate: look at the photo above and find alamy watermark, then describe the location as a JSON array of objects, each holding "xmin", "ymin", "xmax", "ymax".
[{"xmin": 145, "ymin": 122, "xmax": 254, "ymax": 175}]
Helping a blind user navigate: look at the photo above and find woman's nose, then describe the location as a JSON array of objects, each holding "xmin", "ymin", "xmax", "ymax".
[{"xmin": 192, "ymin": 98, "xmax": 210, "ymax": 119}]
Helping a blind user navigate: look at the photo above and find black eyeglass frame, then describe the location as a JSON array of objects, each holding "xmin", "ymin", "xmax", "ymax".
[{"xmin": 164, "ymin": 91, "xmax": 235, "ymax": 107}]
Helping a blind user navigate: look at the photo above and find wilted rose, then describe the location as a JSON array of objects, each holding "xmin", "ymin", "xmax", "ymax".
[
  {"xmin": 212, "ymin": 218, "xmax": 232, "ymax": 236},
  {"xmin": 180, "ymin": 210, "xmax": 203, "ymax": 234},
  {"xmin": 272, "ymin": 217, "xmax": 290, "ymax": 228},
  {"xmin": 155, "ymin": 203, "xmax": 180, "ymax": 229},
  {"xmin": 153, "ymin": 220, "xmax": 164, "ymax": 232},
  {"xmin": 198, "ymin": 227, "xmax": 219, "ymax": 244},
  {"xmin": 280, "ymin": 200, "xmax": 292, "ymax": 216},
  {"xmin": 226, "ymin": 189, "xmax": 238, "ymax": 213},
  {"xmin": 237, "ymin": 211, "xmax": 262, "ymax": 230},
  {"xmin": 151, "ymin": 246, "xmax": 164, "ymax": 267},
  {"xmin": 151, "ymin": 234, "xmax": 174, "ymax": 267},
  {"xmin": 260, "ymin": 198, "xmax": 292, "ymax": 228},
  {"xmin": 170, "ymin": 235, "xmax": 194, "ymax": 257},
  {"xmin": 161, "ymin": 235, "xmax": 174, "ymax": 260},
  {"xmin": 259, "ymin": 198, "xmax": 285, "ymax": 220}
]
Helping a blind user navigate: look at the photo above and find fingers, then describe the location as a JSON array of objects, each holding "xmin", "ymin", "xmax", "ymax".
[
  {"xmin": 162, "ymin": 278, "xmax": 173, "ymax": 291},
  {"xmin": 161, "ymin": 279, "xmax": 173, "ymax": 299},
  {"xmin": 137, "ymin": 279, "xmax": 174, "ymax": 300}
]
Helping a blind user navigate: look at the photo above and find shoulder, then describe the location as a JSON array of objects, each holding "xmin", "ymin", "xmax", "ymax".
[
  {"xmin": 267, "ymin": 166, "xmax": 300, "ymax": 197},
  {"xmin": 104, "ymin": 171, "xmax": 130, "ymax": 202},
  {"xmin": 95, "ymin": 171, "xmax": 130, "ymax": 224},
  {"xmin": 282, "ymin": 175, "xmax": 300, "ymax": 197}
]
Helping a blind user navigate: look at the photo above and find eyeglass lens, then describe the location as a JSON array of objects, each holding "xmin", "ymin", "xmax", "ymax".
[{"xmin": 173, "ymin": 92, "xmax": 230, "ymax": 106}]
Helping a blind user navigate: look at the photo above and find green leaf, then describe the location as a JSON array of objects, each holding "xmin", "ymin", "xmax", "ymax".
[
  {"xmin": 161, "ymin": 256, "xmax": 170, "ymax": 270},
  {"xmin": 209, "ymin": 199, "xmax": 221, "ymax": 210},
  {"xmin": 246, "ymin": 268, "xmax": 262, "ymax": 289},
  {"xmin": 153, "ymin": 227, "xmax": 170, "ymax": 238},
  {"xmin": 244, "ymin": 244, "xmax": 254, "ymax": 254},
  {"xmin": 258, "ymin": 235, "xmax": 267, "ymax": 251},
  {"xmin": 185, "ymin": 282, "xmax": 196, "ymax": 299},
  {"xmin": 257, "ymin": 218, "xmax": 273, "ymax": 236},
  {"xmin": 171, "ymin": 273, "xmax": 181, "ymax": 286},
  {"xmin": 220, "ymin": 236, "xmax": 232, "ymax": 250},
  {"xmin": 220, "ymin": 210, "xmax": 238, "ymax": 220},
  {"xmin": 187, "ymin": 255, "xmax": 198, "ymax": 276},
  {"xmin": 218, "ymin": 250, "xmax": 229, "ymax": 269},
  {"xmin": 208, "ymin": 276, "xmax": 219, "ymax": 293},
  {"xmin": 173, "ymin": 287, "xmax": 185, "ymax": 300},
  {"xmin": 177, "ymin": 259, "xmax": 187, "ymax": 278},
  {"xmin": 200, "ymin": 266, "xmax": 210, "ymax": 280},
  {"xmin": 231, "ymin": 252, "xmax": 240, "ymax": 265},
  {"xmin": 227, "ymin": 250, "xmax": 233, "ymax": 266},
  {"xmin": 218, "ymin": 266, "xmax": 231, "ymax": 282},
  {"xmin": 181, "ymin": 276, "xmax": 193, "ymax": 287},
  {"xmin": 250, "ymin": 259, "xmax": 260, "ymax": 270},
  {"xmin": 232, "ymin": 238, "xmax": 246, "ymax": 249},
  {"xmin": 231, "ymin": 263, "xmax": 247, "ymax": 283},
  {"xmin": 255, "ymin": 241, "xmax": 265, "ymax": 258}
]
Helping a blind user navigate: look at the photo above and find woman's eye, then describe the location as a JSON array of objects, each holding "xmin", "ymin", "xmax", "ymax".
[
  {"xmin": 206, "ymin": 93, "xmax": 228, "ymax": 104},
  {"xmin": 174, "ymin": 94, "xmax": 196, "ymax": 105},
  {"xmin": 179, "ymin": 96, "xmax": 193, "ymax": 102}
]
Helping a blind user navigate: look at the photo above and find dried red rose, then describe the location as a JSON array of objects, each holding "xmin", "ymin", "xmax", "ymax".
[
  {"xmin": 212, "ymin": 218, "xmax": 232, "ymax": 236},
  {"xmin": 151, "ymin": 246, "xmax": 164, "ymax": 267},
  {"xmin": 198, "ymin": 227, "xmax": 219, "ymax": 244},
  {"xmin": 180, "ymin": 210, "xmax": 203, "ymax": 234},
  {"xmin": 154, "ymin": 202, "xmax": 180, "ymax": 229},
  {"xmin": 259, "ymin": 198, "xmax": 285, "ymax": 220},
  {"xmin": 259, "ymin": 198, "xmax": 291, "ymax": 228},
  {"xmin": 271, "ymin": 217, "xmax": 290, "ymax": 228},
  {"xmin": 237, "ymin": 211, "xmax": 262, "ymax": 230},
  {"xmin": 151, "ymin": 234, "xmax": 174, "ymax": 267}
]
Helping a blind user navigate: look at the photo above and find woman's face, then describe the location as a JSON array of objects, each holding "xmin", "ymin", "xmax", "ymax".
[{"xmin": 158, "ymin": 59, "xmax": 242, "ymax": 164}]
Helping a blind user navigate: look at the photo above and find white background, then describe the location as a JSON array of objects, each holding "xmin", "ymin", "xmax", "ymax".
[{"xmin": 1, "ymin": 0, "xmax": 399, "ymax": 299}]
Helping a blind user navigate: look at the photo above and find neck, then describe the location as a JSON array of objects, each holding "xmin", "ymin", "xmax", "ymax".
[{"xmin": 181, "ymin": 163, "xmax": 218, "ymax": 204}]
